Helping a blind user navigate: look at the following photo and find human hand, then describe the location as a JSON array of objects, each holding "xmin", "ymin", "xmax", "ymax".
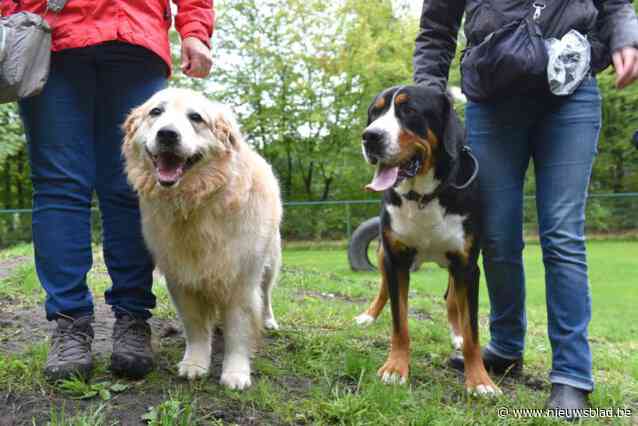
[
  {"xmin": 181, "ymin": 37, "xmax": 213, "ymax": 78},
  {"xmin": 612, "ymin": 46, "xmax": 638, "ymax": 89}
]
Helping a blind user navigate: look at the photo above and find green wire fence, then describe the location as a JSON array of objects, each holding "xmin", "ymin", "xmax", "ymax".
[{"xmin": 1, "ymin": 193, "xmax": 637, "ymax": 248}]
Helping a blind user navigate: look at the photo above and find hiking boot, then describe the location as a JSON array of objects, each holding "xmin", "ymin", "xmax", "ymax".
[
  {"xmin": 546, "ymin": 383, "xmax": 589, "ymax": 421},
  {"xmin": 44, "ymin": 315, "xmax": 94, "ymax": 382},
  {"xmin": 110, "ymin": 314, "xmax": 154, "ymax": 379},
  {"xmin": 448, "ymin": 346, "xmax": 523, "ymax": 376}
]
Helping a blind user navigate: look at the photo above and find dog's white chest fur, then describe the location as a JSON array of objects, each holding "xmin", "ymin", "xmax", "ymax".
[{"xmin": 388, "ymin": 172, "xmax": 466, "ymax": 268}]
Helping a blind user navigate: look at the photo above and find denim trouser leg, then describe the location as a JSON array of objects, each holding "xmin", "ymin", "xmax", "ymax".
[
  {"xmin": 19, "ymin": 43, "xmax": 167, "ymax": 321},
  {"xmin": 466, "ymin": 97, "xmax": 535, "ymax": 360},
  {"xmin": 466, "ymin": 78, "xmax": 600, "ymax": 391},
  {"xmin": 532, "ymin": 79, "xmax": 601, "ymax": 391},
  {"xmin": 20, "ymin": 51, "xmax": 97, "ymax": 320},
  {"xmin": 94, "ymin": 44, "xmax": 166, "ymax": 319}
]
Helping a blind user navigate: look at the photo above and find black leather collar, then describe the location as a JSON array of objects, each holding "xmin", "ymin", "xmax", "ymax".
[{"xmin": 400, "ymin": 146, "xmax": 478, "ymax": 209}]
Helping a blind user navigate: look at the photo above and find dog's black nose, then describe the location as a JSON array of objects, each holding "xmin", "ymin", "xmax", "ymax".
[
  {"xmin": 157, "ymin": 126, "xmax": 180, "ymax": 146},
  {"xmin": 362, "ymin": 128, "xmax": 384, "ymax": 154}
]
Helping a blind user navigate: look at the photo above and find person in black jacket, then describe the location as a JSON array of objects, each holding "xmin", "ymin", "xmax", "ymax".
[{"xmin": 413, "ymin": 0, "xmax": 638, "ymax": 416}]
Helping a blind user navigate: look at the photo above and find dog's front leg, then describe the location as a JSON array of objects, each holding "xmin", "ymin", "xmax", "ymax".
[
  {"xmin": 445, "ymin": 277, "xmax": 464, "ymax": 351},
  {"xmin": 167, "ymin": 282, "xmax": 213, "ymax": 380},
  {"xmin": 220, "ymin": 285, "xmax": 263, "ymax": 390},
  {"xmin": 450, "ymin": 265, "xmax": 501, "ymax": 396},
  {"xmin": 377, "ymin": 242, "xmax": 412, "ymax": 385}
]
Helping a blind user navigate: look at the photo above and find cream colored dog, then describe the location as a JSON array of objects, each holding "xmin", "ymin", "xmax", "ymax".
[{"xmin": 122, "ymin": 88, "xmax": 282, "ymax": 390}]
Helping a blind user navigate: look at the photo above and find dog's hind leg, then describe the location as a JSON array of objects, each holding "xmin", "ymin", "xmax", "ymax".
[
  {"xmin": 355, "ymin": 249, "xmax": 389, "ymax": 327},
  {"xmin": 220, "ymin": 277, "xmax": 263, "ymax": 390},
  {"xmin": 446, "ymin": 276, "xmax": 464, "ymax": 351},
  {"xmin": 167, "ymin": 282, "xmax": 213, "ymax": 380},
  {"xmin": 261, "ymin": 235, "xmax": 281, "ymax": 330}
]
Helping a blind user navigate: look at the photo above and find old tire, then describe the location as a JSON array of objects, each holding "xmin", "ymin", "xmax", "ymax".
[
  {"xmin": 348, "ymin": 217, "xmax": 381, "ymax": 271},
  {"xmin": 347, "ymin": 216, "xmax": 421, "ymax": 273}
]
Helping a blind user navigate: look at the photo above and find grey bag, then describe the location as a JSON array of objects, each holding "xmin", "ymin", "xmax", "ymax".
[
  {"xmin": 0, "ymin": 12, "xmax": 52, "ymax": 103},
  {"xmin": 0, "ymin": 0, "xmax": 68, "ymax": 104}
]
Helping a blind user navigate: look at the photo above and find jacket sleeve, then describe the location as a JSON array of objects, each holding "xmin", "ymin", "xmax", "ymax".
[
  {"xmin": 0, "ymin": 2, "xmax": 17, "ymax": 16},
  {"xmin": 174, "ymin": 0, "xmax": 215, "ymax": 48},
  {"xmin": 413, "ymin": 0, "xmax": 465, "ymax": 90},
  {"xmin": 595, "ymin": 0, "xmax": 638, "ymax": 52}
]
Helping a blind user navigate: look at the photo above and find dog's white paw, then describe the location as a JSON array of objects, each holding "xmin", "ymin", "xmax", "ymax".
[
  {"xmin": 450, "ymin": 333, "xmax": 464, "ymax": 351},
  {"xmin": 354, "ymin": 313, "xmax": 376, "ymax": 327},
  {"xmin": 264, "ymin": 317, "xmax": 279, "ymax": 330},
  {"xmin": 220, "ymin": 371, "xmax": 252, "ymax": 390},
  {"xmin": 178, "ymin": 361, "xmax": 209, "ymax": 380},
  {"xmin": 380, "ymin": 371, "xmax": 406, "ymax": 385},
  {"xmin": 466, "ymin": 384, "xmax": 502, "ymax": 397}
]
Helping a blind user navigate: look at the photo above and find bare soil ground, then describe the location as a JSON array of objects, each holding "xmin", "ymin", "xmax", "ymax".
[
  {"xmin": 0, "ymin": 297, "xmax": 294, "ymax": 425},
  {"xmin": 0, "ymin": 302, "xmax": 294, "ymax": 426},
  {"xmin": 0, "ymin": 256, "xmax": 295, "ymax": 425}
]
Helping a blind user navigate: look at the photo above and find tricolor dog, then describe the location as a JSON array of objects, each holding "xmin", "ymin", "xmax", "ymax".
[
  {"xmin": 122, "ymin": 88, "xmax": 282, "ymax": 390},
  {"xmin": 355, "ymin": 85, "xmax": 500, "ymax": 395}
]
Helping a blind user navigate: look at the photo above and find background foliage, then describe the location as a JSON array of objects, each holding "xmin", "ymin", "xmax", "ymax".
[{"xmin": 0, "ymin": 0, "xmax": 637, "ymax": 243}]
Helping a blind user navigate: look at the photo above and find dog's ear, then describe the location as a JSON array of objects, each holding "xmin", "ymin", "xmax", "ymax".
[
  {"xmin": 122, "ymin": 105, "xmax": 145, "ymax": 146},
  {"xmin": 212, "ymin": 110, "xmax": 242, "ymax": 148},
  {"xmin": 439, "ymin": 91, "xmax": 464, "ymax": 162}
]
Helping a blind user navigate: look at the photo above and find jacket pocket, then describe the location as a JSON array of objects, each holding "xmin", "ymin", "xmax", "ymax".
[{"xmin": 464, "ymin": 0, "xmax": 504, "ymax": 46}]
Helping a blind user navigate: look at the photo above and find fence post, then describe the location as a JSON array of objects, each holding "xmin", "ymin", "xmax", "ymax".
[{"xmin": 345, "ymin": 202, "xmax": 352, "ymax": 239}]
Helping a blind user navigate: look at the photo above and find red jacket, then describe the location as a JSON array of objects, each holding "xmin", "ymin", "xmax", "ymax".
[{"xmin": 1, "ymin": 0, "xmax": 214, "ymax": 74}]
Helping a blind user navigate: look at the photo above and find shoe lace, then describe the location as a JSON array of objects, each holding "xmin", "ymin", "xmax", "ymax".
[
  {"xmin": 51, "ymin": 324, "xmax": 92, "ymax": 361},
  {"xmin": 114, "ymin": 316, "xmax": 150, "ymax": 350}
]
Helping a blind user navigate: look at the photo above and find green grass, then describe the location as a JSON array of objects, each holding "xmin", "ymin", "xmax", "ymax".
[
  {"xmin": 48, "ymin": 404, "xmax": 111, "ymax": 426},
  {"xmin": 0, "ymin": 241, "xmax": 636, "ymax": 425},
  {"xmin": 0, "ymin": 242, "xmax": 32, "ymax": 260}
]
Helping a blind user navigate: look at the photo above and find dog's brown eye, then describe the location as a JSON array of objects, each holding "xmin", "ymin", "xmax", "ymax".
[
  {"xmin": 404, "ymin": 106, "xmax": 417, "ymax": 115},
  {"xmin": 188, "ymin": 112, "xmax": 204, "ymax": 123},
  {"xmin": 150, "ymin": 107, "xmax": 163, "ymax": 117}
]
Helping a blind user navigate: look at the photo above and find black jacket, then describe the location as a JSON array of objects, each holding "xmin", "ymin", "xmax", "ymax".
[{"xmin": 413, "ymin": 0, "xmax": 638, "ymax": 90}]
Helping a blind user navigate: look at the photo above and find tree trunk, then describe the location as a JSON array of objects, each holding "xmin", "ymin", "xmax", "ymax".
[
  {"xmin": 16, "ymin": 149, "xmax": 25, "ymax": 208},
  {"xmin": 320, "ymin": 176, "xmax": 333, "ymax": 201},
  {"xmin": 612, "ymin": 151, "xmax": 624, "ymax": 193},
  {"xmin": 301, "ymin": 160, "xmax": 314, "ymax": 199},
  {"xmin": 285, "ymin": 145, "xmax": 293, "ymax": 198},
  {"xmin": 3, "ymin": 158, "xmax": 10, "ymax": 209}
]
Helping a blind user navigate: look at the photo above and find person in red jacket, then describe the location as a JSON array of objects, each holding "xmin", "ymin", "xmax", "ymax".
[{"xmin": 1, "ymin": 0, "xmax": 214, "ymax": 381}]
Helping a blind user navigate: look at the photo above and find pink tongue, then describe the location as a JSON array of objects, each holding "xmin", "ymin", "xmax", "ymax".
[
  {"xmin": 157, "ymin": 155, "xmax": 185, "ymax": 182},
  {"xmin": 365, "ymin": 166, "xmax": 399, "ymax": 192}
]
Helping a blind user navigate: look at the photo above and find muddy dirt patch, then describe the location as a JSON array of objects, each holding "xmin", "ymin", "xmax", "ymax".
[
  {"xmin": 0, "ymin": 386, "xmax": 285, "ymax": 426},
  {"xmin": 0, "ymin": 302, "xmax": 295, "ymax": 425},
  {"xmin": 294, "ymin": 289, "xmax": 368, "ymax": 304},
  {"xmin": 0, "ymin": 299, "xmax": 182, "ymax": 356},
  {"xmin": 0, "ymin": 390, "xmax": 160, "ymax": 426}
]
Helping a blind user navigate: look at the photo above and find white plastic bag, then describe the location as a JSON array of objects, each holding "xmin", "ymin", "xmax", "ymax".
[{"xmin": 546, "ymin": 29, "xmax": 591, "ymax": 96}]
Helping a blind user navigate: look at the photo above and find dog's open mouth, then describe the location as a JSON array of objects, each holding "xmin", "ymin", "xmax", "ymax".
[
  {"xmin": 147, "ymin": 149, "xmax": 203, "ymax": 187},
  {"xmin": 365, "ymin": 155, "xmax": 423, "ymax": 192}
]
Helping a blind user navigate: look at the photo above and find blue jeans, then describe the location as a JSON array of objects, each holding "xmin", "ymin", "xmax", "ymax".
[
  {"xmin": 466, "ymin": 77, "xmax": 601, "ymax": 391},
  {"xmin": 19, "ymin": 42, "xmax": 167, "ymax": 321}
]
